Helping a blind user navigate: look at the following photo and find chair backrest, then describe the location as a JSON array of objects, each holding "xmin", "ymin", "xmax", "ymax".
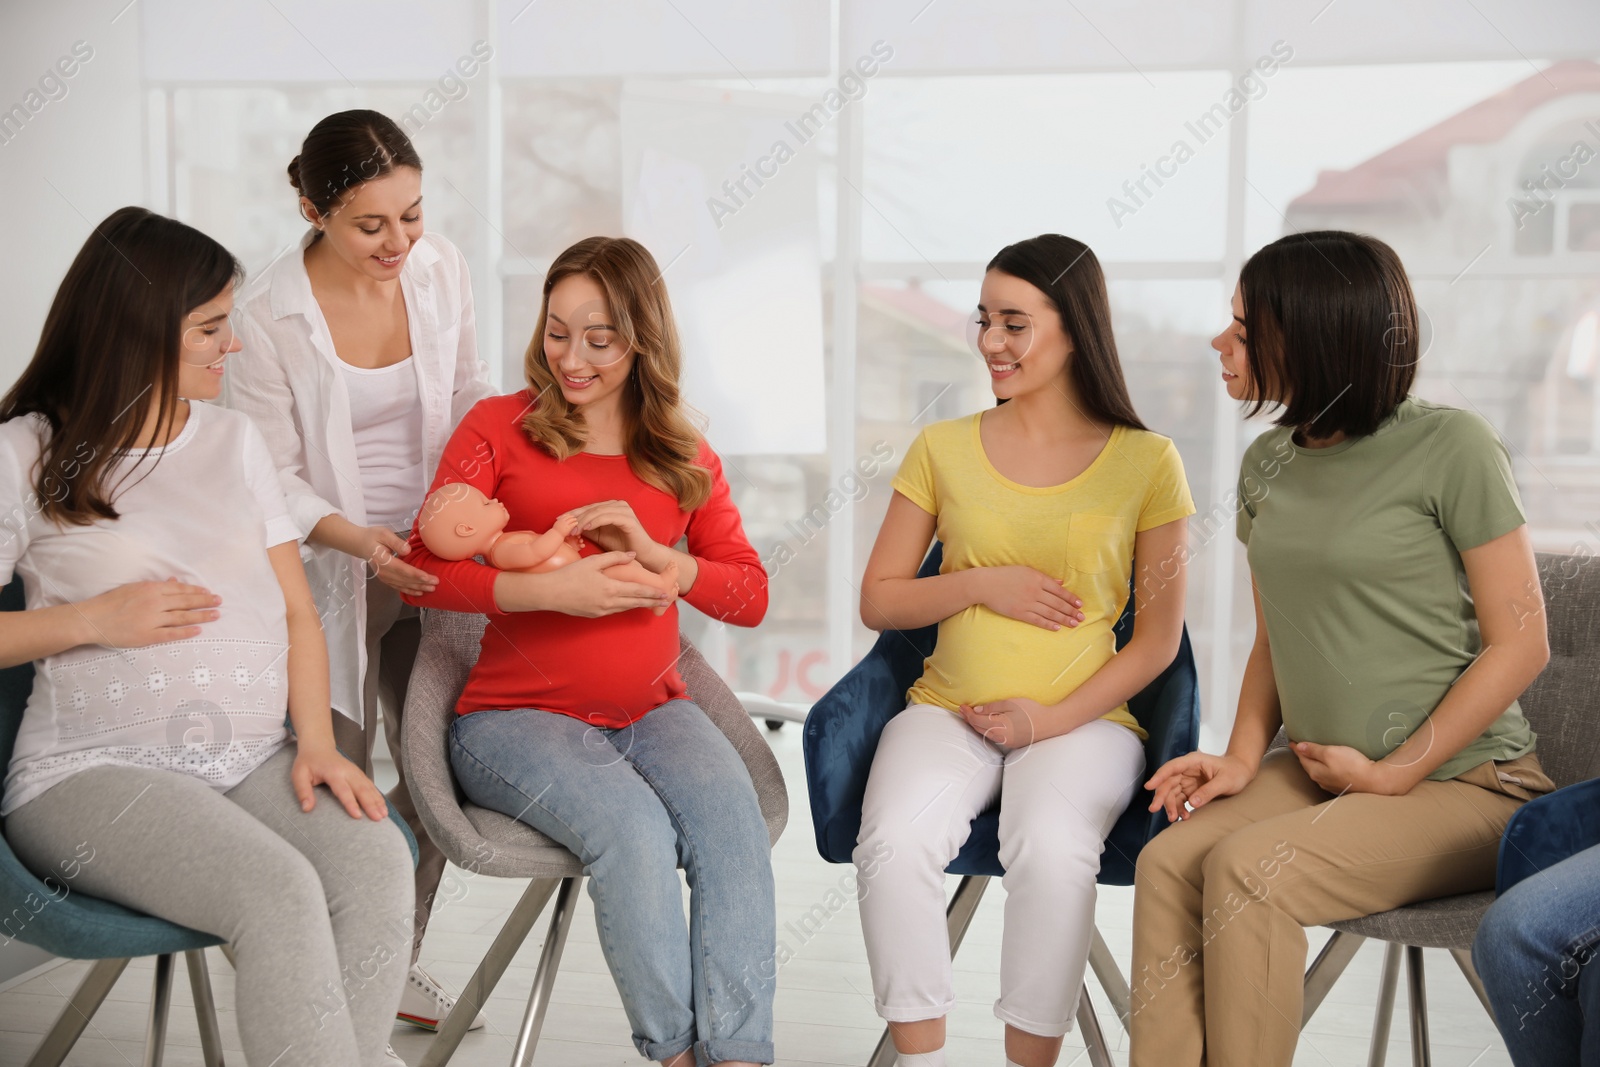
[
  {"xmin": 803, "ymin": 543, "xmax": 1200, "ymax": 886},
  {"xmin": 401, "ymin": 607, "xmax": 788, "ymax": 879},
  {"xmin": 1520, "ymin": 552, "xmax": 1600, "ymax": 790}
]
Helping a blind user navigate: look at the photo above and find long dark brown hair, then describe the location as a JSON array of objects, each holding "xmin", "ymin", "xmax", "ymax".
[
  {"xmin": 986, "ymin": 234, "xmax": 1147, "ymax": 430},
  {"xmin": 288, "ymin": 109, "xmax": 422, "ymax": 236},
  {"xmin": 0, "ymin": 206, "xmax": 242, "ymax": 525},
  {"xmin": 522, "ymin": 237, "xmax": 711, "ymax": 510}
]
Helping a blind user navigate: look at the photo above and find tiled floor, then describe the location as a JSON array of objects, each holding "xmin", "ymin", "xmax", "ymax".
[{"xmin": 0, "ymin": 722, "xmax": 1514, "ymax": 1065}]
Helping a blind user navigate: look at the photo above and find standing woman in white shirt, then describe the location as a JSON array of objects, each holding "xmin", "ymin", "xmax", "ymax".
[{"xmin": 227, "ymin": 109, "xmax": 495, "ymax": 1031}]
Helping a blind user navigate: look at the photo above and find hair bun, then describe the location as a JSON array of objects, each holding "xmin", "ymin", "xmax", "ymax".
[{"xmin": 292, "ymin": 112, "xmax": 421, "ymax": 219}]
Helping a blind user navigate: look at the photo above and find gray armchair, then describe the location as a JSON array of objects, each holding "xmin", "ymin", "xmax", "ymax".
[
  {"xmin": 400, "ymin": 608, "xmax": 788, "ymax": 1067},
  {"xmin": 1293, "ymin": 551, "xmax": 1600, "ymax": 1066}
]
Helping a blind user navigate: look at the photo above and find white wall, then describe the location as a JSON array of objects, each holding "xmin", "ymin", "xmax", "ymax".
[
  {"xmin": 0, "ymin": 2, "xmax": 145, "ymax": 394},
  {"xmin": 0, "ymin": 0, "xmax": 145, "ymax": 987}
]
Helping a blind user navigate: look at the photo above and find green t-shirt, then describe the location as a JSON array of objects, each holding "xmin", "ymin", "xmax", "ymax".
[{"xmin": 1236, "ymin": 397, "xmax": 1535, "ymax": 782}]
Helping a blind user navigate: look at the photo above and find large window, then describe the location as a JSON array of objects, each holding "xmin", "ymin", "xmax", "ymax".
[{"xmin": 66, "ymin": 1, "xmax": 1600, "ymax": 740}]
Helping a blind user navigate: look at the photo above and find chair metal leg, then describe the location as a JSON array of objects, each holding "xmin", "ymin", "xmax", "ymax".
[
  {"xmin": 185, "ymin": 949, "xmax": 226, "ymax": 1067},
  {"xmin": 511, "ymin": 876, "xmax": 580, "ymax": 1067},
  {"xmin": 1405, "ymin": 946, "xmax": 1431, "ymax": 1067},
  {"xmin": 420, "ymin": 876, "xmax": 562, "ymax": 1067},
  {"xmin": 1365, "ymin": 943, "xmax": 1402, "ymax": 1067},
  {"xmin": 1303, "ymin": 930, "xmax": 1366, "ymax": 1024},
  {"xmin": 867, "ymin": 1027, "xmax": 898, "ymax": 1067},
  {"xmin": 141, "ymin": 953, "xmax": 177, "ymax": 1067},
  {"xmin": 1076, "ymin": 985, "xmax": 1114, "ymax": 1067},
  {"xmin": 868, "ymin": 876, "xmax": 995, "ymax": 1067},
  {"xmin": 1448, "ymin": 947, "xmax": 1496, "ymax": 1018},
  {"xmin": 1086, "ymin": 924, "xmax": 1131, "ymax": 1030},
  {"xmin": 27, "ymin": 958, "xmax": 131, "ymax": 1067}
]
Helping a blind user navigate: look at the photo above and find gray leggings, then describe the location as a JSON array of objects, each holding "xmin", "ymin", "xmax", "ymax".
[{"xmin": 7, "ymin": 745, "xmax": 414, "ymax": 1067}]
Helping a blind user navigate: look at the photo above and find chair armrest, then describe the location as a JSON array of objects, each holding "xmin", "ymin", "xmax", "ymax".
[
  {"xmin": 1497, "ymin": 776, "xmax": 1600, "ymax": 895},
  {"xmin": 400, "ymin": 609, "xmax": 489, "ymax": 864},
  {"xmin": 679, "ymin": 637, "xmax": 788, "ymax": 846},
  {"xmin": 1101, "ymin": 625, "xmax": 1201, "ymax": 885},
  {"xmin": 803, "ymin": 637, "xmax": 913, "ymax": 864}
]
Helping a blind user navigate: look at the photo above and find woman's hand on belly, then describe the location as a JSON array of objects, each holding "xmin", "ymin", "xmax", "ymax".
[
  {"xmin": 1292, "ymin": 741, "xmax": 1402, "ymax": 797},
  {"xmin": 79, "ymin": 579, "xmax": 222, "ymax": 649},
  {"xmin": 971, "ymin": 566, "xmax": 1085, "ymax": 631},
  {"xmin": 959, "ymin": 697, "xmax": 1047, "ymax": 749}
]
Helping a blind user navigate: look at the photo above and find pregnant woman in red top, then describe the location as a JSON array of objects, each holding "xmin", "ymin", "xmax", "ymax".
[{"xmin": 401, "ymin": 237, "xmax": 774, "ymax": 1067}]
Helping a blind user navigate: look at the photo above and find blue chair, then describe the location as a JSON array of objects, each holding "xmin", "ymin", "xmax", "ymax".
[
  {"xmin": 803, "ymin": 543, "xmax": 1200, "ymax": 1067},
  {"xmin": 0, "ymin": 578, "xmax": 417, "ymax": 1066},
  {"xmin": 1496, "ymin": 775, "xmax": 1600, "ymax": 896}
]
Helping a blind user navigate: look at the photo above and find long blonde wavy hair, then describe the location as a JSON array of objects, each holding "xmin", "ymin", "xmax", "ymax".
[{"xmin": 522, "ymin": 236, "xmax": 712, "ymax": 510}]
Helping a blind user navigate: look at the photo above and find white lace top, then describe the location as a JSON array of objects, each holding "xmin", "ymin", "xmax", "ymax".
[{"xmin": 0, "ymin": 402, "xmax": 302, "ymax": 816}]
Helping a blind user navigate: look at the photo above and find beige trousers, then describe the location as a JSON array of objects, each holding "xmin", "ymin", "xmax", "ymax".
[
  {"xmin": 1128, "ymin": 746, "xmax": 1552, "ymax": 1067},
  {"xmin": 331, "ymin": 578, "xmax": 447, "ymax": 968}
]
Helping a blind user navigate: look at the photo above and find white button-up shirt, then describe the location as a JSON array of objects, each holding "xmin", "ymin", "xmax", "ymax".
[{"xmin": 226, "ymin": 229, "xmax": 497, "ymax": 722}]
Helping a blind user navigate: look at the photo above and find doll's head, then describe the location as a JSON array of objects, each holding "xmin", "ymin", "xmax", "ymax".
[{"xmin": 417, "ymin": 483, "xmax": 510, "ymax": 560}]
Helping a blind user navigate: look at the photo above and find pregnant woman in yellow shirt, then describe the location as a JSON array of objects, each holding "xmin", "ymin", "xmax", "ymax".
[{"xmin": 854, "ymin": 234, "xmax": 1196, "ymax": 1067}]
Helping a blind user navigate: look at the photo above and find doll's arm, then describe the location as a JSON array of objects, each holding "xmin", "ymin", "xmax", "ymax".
[{"xmin": 487, "ymin": 515, "xmax": 579, "ymax": 571}]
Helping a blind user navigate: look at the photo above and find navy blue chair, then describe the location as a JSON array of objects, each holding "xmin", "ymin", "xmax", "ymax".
[
  {"xmin": 803, "ymin": 544, "xmax": 1200, "ymax": 1067},
  {"xmin": 1495, "ymin": 776, "xmax": 1600, "ymax": 896},
  {"xmin": 0, "ymin": 578, "xmax": 417, "ymax": 1066}
]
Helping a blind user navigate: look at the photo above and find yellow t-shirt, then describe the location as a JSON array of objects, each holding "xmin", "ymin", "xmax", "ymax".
[{"xmin": 893, "ymin": 413, "xmax": 1196, "ymax": 739}]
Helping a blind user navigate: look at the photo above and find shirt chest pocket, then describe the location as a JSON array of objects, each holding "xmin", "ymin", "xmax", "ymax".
[{"xmin": 1065, "ymin": 513, "xmax": 1129, "ymax": 575}]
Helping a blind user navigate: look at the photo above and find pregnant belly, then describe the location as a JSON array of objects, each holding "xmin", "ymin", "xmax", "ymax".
[{"xmin": 922, "ymin": 607, "xmax": 1116, "ymax": 707}]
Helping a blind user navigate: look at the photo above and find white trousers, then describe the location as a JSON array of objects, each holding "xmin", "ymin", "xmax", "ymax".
[{"xmin": 853, "ymin": 704, "xmax": 1145, "ymax": 1037}]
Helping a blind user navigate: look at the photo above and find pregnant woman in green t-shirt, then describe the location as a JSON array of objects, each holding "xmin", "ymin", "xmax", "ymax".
[{"xmin": 1129, "ymin": 230, "xmax": 1556, "ymax": 1067}]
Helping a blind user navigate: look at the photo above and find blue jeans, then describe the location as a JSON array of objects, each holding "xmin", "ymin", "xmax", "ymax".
[
  {"xmin": 1473, "ymin": 842, "xmax": 1600, "ymax": 1066},
  {"xmin": 449, "ymin": 700, "xmax": 776, "ymax": 1066}
]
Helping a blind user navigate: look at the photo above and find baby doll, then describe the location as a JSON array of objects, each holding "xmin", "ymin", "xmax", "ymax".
[{"xmin": 417, "ymin": 482, "xmax": 679, "ymax": 616}]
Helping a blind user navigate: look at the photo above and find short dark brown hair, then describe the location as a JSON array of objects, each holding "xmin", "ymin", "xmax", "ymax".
[{"xmin": 1239, "ymin": 230, "xmax": 1418, "ymax": 439}]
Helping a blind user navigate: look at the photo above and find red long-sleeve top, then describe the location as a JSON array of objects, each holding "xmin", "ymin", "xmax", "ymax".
[{"xmin": 401, "ymin": 392, "xmax": 768, "ymax": 726}]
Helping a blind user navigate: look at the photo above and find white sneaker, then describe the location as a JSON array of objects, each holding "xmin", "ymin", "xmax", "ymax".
[
  {"xmin": 382, "ymin": 1044, "xmax": 408, "ymax": 1067},
  {"xmin": 396, "ymin": 963, "xmax": 487, "ymax": 1031}
]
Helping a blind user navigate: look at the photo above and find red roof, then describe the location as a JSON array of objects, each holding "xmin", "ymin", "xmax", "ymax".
[
  {"xmin": 861, "ymin": 282, "xmax": 970, "ymax": 343},
  {"xmin": 1290, "ymin": 60, "xmax": 1600, "ymax": 212}
]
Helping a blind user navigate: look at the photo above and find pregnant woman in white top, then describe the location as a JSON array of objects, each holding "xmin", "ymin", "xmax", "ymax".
[
  {"xmin": 0, "ymin": 207, "xmax": 413, "ymax": 1067},
  {"xmin": 227, "ymin": 109, "xmax": 495, "ymax": 1031}
]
